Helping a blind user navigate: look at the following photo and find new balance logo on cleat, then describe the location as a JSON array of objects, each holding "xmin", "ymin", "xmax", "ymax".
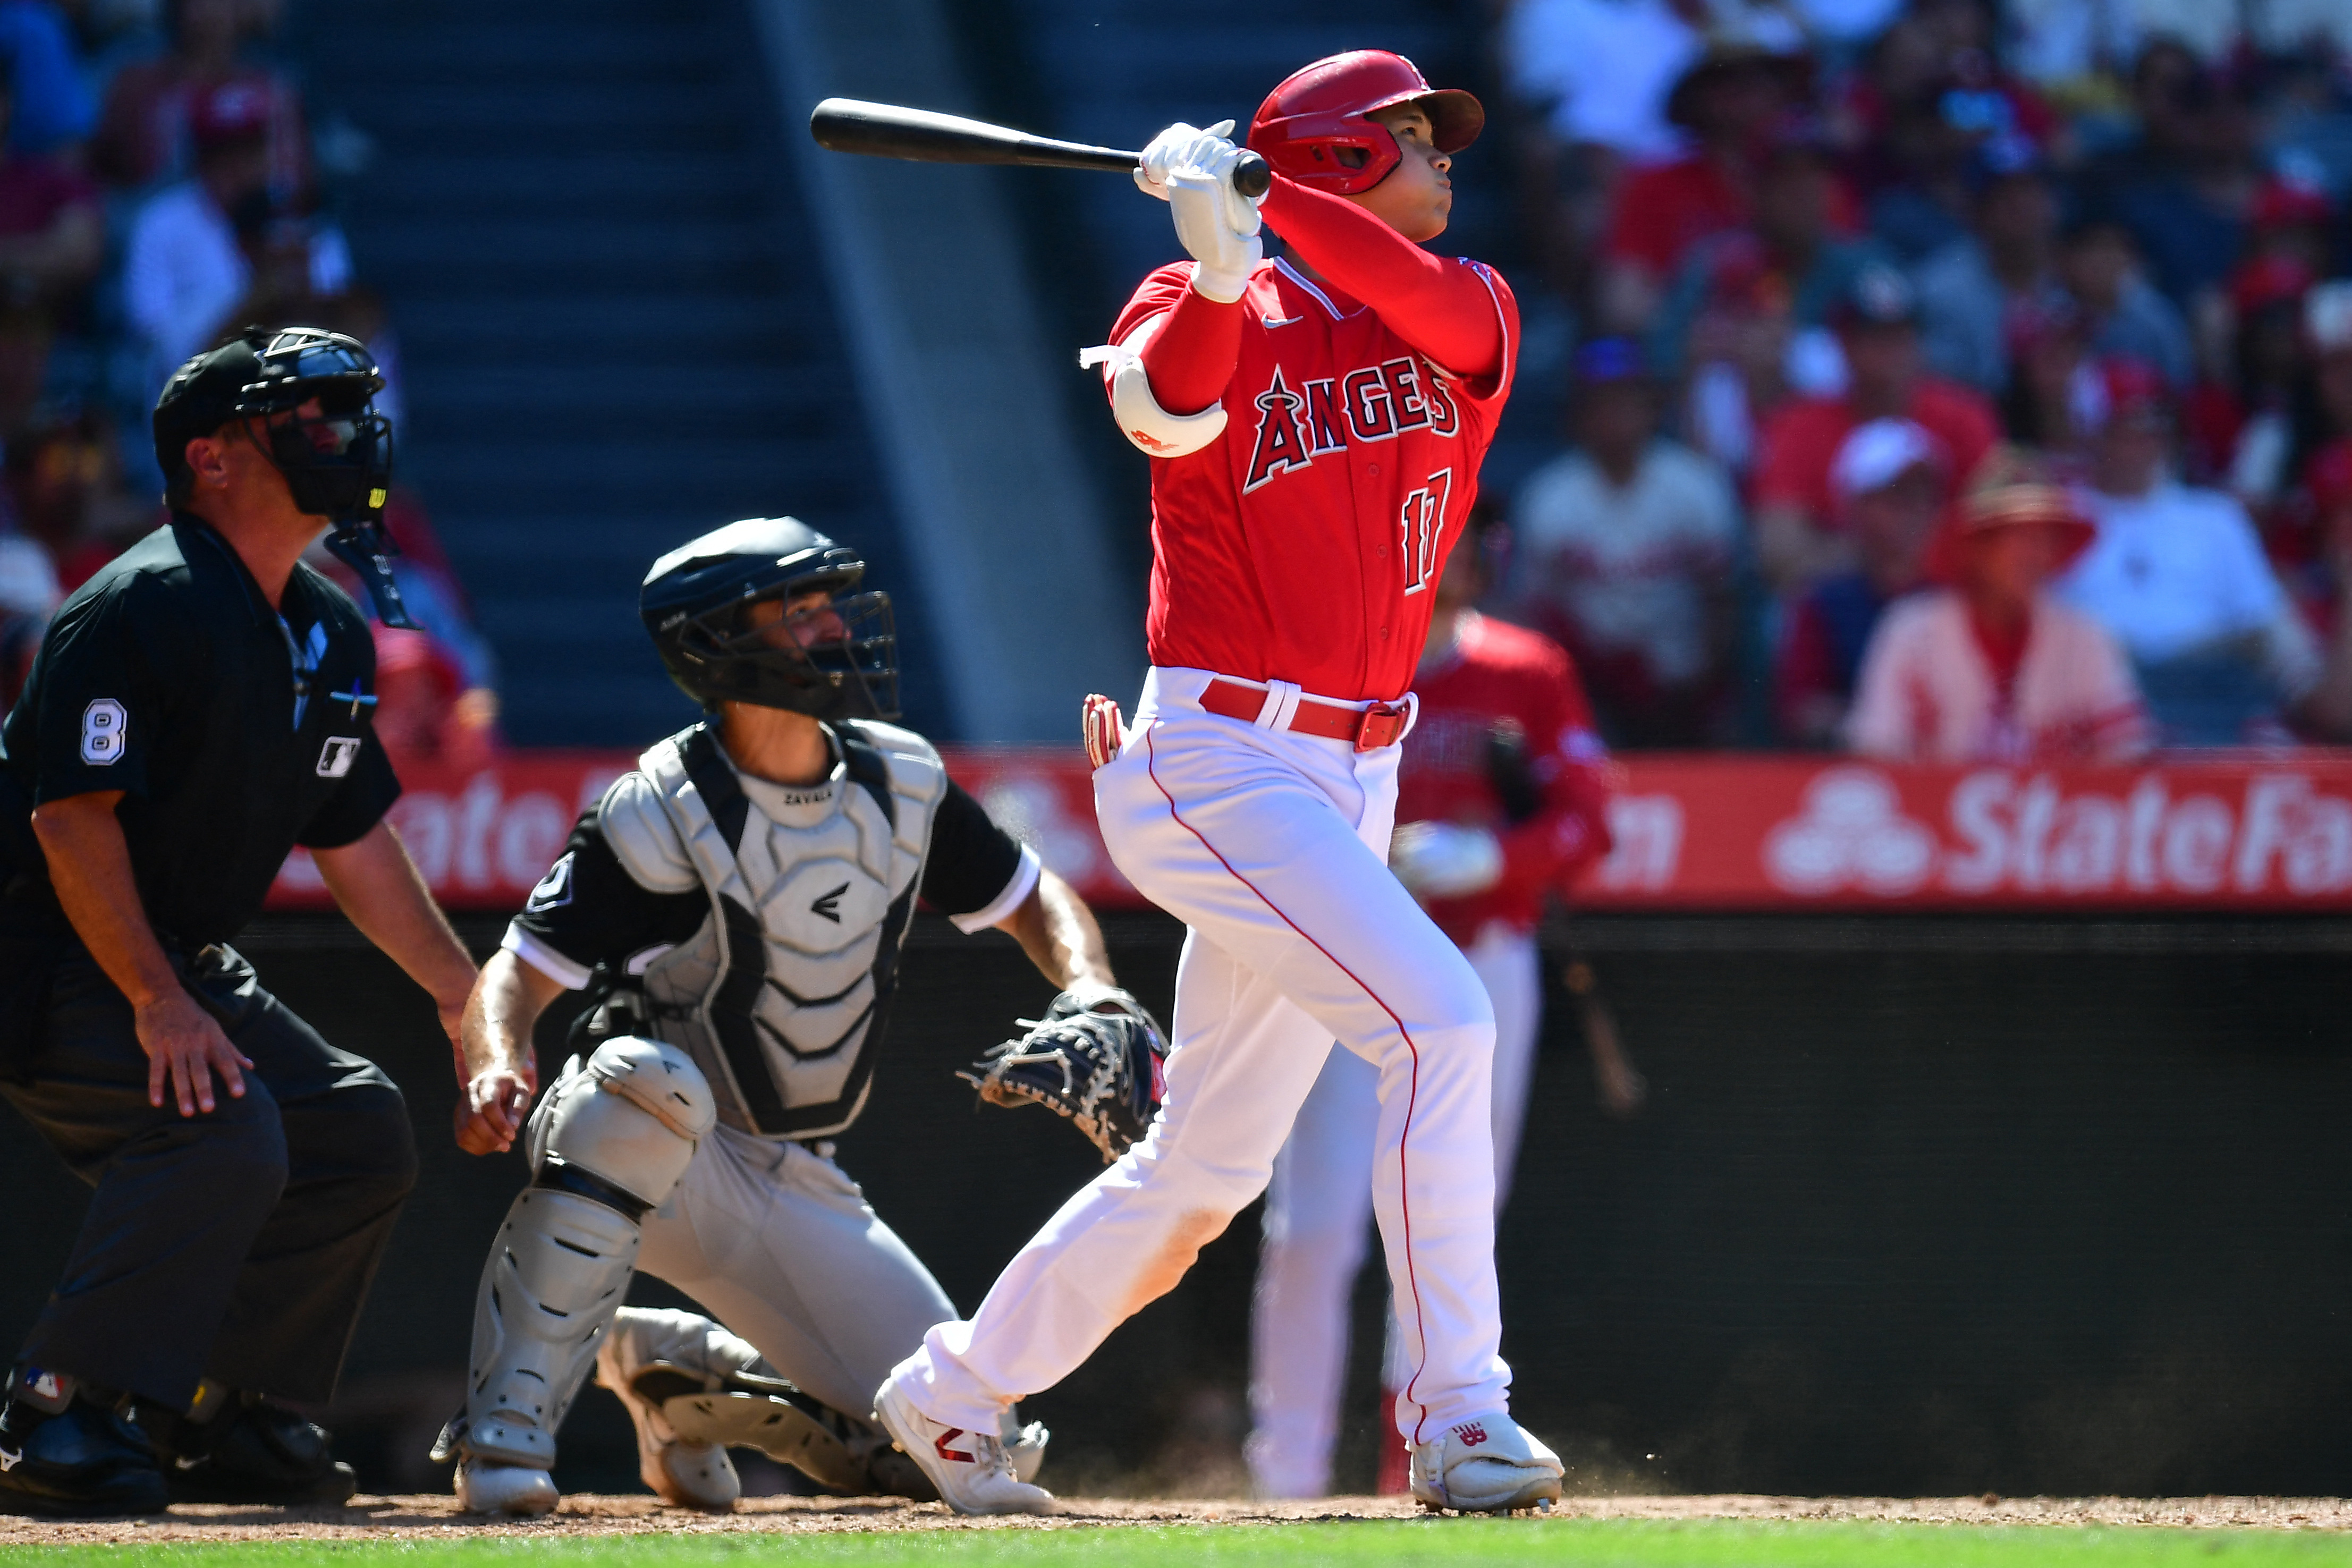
[
  {"xmin": 1456, "ymin": 1422, "xmax": 1488, "ymax": 1447},
  {"xmin": 934, "ymin": 1429, "xmax": 975, "ymax": 1463}
]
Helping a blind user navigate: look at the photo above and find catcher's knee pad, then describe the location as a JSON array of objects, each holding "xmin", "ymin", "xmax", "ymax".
[
  {"xmin": 460, "ymin": 1039, "xmax": 716, "ymax": 1468},
  {"xmin": 534, "ymin": 1036, "xmax": 716, "ymax": 1205}
]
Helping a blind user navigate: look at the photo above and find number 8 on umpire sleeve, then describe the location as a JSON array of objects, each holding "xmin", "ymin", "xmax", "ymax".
[{"xmin": 80, "ymin": 698, "xmax": 127, "ymax": 765}]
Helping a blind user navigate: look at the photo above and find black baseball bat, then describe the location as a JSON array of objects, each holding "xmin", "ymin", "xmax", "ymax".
[{"xmin": 809, "ymin": 97, "xmax": 1272, "ymax": 199}]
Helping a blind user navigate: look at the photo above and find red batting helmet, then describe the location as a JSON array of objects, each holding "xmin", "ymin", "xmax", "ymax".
[{"xmin": 1247, "ymin": 50, "xmax": 1484, "ymax": 196}]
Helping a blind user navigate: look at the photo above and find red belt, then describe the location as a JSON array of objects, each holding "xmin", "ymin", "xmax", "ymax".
[{"xmin": 1197, "ymin": 678, "xmax": 1410, "ymax": 752}]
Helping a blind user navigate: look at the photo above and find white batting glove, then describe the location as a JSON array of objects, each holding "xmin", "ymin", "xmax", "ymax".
[
  {"xmin": 1135, "ymin": 118, "xmax": 1232, "ymax": 200},
  {"xmin": 1166, "ymin": 138, "xmax": 1265, "ymax": 302},
  {"xmin": 1389, "ymin": 821, "xmax": 1504, "ymax": 900}
]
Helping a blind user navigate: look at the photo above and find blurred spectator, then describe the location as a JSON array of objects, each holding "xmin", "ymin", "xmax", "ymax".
[
  {"xmin": 1513, "ymin": 338, "xmax": 1740, "ymax": 747},
  {"xmin": 2184, "ymin": 253, "xmax": 2314, "ymax": 508},
  {"xmin": 1842, "ymin": 2, "xmax": 2065, "ymax": 263},
  {"xmin": 2089, "ymin": 41, "xmax": 2258, "ymax": 310},
  {"xmin": 1774, "ymin": 417, "xmax": 1943, "ymax": 744},
  {"xmin": 1597, "ymin": 40, "xmax": 1804, "ymax": 330},
  {"xmin": 2059, "ymin": 356, "xmax": 2322, "ymax": 743},
  {"xmin": 2, "ymin": 405, "xmax": 152, "ymax": 592},
  {"xmin": 1915, "ymin": 144, "xmax": 2189, "ymax": 396},
  {"xmin": 1653, "ymin": 134, "xmax": 1888, "ymax": 470},
  {"xmin": 1504, "ymin": 0, "xmax": 1702, "ymax": 167},
  {"xmin": 2052, "ymin": 213, "xmax": 2192, "ymax": 386},
  {"xmin": 378, "ymin": 486, "xmax": 496, "ymax": 695},
  {"xmin": 2287, "ymin": 442, "xmax": 2352, "ymax": 741},
  {"xmin": 1850, "ymin": 446, "xmax": 2148, "ymax": 759},
  {"xmin": 0, "ymin": 504, "xmax": 57, "ymax": 710},
  {"xmin": 123, "ymin": 79, "xmax": 345, "ymax": 402},
  {"xmin": 1750, "ymin": 261, "xmax": 1998, "ymax": 591},
  {"xmin": 1996, "ymin": 298, "xmax": 2094, "ymax": 457},
  {"xmin": 371, "ymin": 624, "xmax": 496, "ymax": 767},
  {"xmin": 91, "ymin": 0, "xmax": 307, "ymax": 198},
  {"xmin": 0, "ymin": 0, "xmax": 94, "ymax": 156},
  {"xmin": 0, "ymin": 56, "xmax": 104, "ymax": 436}
]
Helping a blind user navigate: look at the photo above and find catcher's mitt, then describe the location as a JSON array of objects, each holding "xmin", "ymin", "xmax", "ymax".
[{"xmin": 960, "ymin": 985, "xmax": 1168, "ymax": 1162}]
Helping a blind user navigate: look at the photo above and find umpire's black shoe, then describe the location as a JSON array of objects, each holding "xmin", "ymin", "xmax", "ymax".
[
  {"xmin": 0, "ymin": 1380, "xmax": 169, "ymax": 1518},
  {"xmin": 159, "ymin": 1395, "xmax": 357, "ymax": 1506}
]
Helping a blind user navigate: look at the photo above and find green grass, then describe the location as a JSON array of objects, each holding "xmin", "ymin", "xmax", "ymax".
[{"xmin": 9, "ymin": 1521, "xmax": 2352, "ymax": 1568}]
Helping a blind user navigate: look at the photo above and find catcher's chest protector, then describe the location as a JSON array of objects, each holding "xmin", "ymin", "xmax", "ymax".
[{"xmin": 620, "ymin": 722, "xmax": 942, "ymax": 1139}]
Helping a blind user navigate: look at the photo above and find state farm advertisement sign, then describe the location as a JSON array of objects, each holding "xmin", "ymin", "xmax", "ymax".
[
  {"xmin": 268, "ymin": 749, "xmax": 2352, "ymax": 913},
  {"xmin": 1584, "ymin": 757, "xmax": 2352, "ymax": 909}
]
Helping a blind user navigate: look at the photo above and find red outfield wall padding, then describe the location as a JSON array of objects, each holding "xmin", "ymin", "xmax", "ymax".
[{"xmin": 268, "ymin": 749, "xmax": 2352, "ymax": 913}]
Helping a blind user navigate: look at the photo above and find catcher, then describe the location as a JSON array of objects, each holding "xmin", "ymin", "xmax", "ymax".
[{"xmin": 437, "ymin": 518, "xmax": 1163, "ymax": 1516}]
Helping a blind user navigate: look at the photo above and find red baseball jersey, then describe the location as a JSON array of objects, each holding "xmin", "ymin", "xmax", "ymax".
[
  {"xmin": 1110, "ymin": 255, "xmax": 1519, "ymax": 702},
  {"xmin": 1399, "ymin": 613, "xmax": 1614, "ymax": 942}
]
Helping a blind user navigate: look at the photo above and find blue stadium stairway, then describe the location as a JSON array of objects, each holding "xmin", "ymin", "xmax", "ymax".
[{"xmin": 289, "ymin": 0, "xmax": 942, "ymax": 745}]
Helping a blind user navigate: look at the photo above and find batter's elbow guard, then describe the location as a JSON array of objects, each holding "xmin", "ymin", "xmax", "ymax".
[{"xmin": 1078, "ymin": 325, "xmax": 1228, "ymax": 459}]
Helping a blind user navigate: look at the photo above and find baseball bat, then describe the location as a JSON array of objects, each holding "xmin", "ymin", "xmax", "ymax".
[{"xmin": 809, "ymin": 98, "xmax": 1273, "ymax": 199}]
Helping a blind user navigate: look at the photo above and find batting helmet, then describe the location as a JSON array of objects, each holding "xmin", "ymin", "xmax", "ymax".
[
  {"xmin": 642, "ymin": 516, "xmax": 899, "ymax": 719},
  {"xmin": 1247, "ymin": 50, "xmax": 1483, "ymax": 196}
]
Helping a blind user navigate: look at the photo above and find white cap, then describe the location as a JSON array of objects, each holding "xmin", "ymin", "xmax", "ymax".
[
  {"xmin": 2308, "ymin": 281, "xmax": 2352, "ymax": 354},
  {"xmin": 1830, "ymin": 418, "xmax": 1945, "ymax": 503}
]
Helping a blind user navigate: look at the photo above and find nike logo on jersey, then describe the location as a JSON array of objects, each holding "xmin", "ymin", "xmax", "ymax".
[
  {"xmin": 810, "ymin": 883, "xmax": 849, "ymax": 923},
  {"xmin": 1263, "ymin": 312, "xmax": 1304, "ymax": 327}
]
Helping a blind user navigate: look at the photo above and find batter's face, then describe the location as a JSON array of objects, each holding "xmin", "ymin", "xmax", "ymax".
[{"xmin": 1349, "ymin": 104, "xmax": 1451, "ymax": 243}]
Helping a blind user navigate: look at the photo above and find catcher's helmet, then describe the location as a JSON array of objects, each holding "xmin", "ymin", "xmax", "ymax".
[
  {"xmin": 1247, "ymin": 50, "xmax": 1484, "ymax": 196},
  {"xmin": 642, "ymin": 516, "xmax": 899, "ymax": 720}
]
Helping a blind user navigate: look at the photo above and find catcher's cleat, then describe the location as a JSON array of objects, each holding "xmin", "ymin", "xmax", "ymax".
[
  {"xmin": 1408, "ymin": 1413, "xmax": 1563, "ymax": 1514},
  {"xmin": 961, "ymin": 985, "xmax": 1167, "ymax": 1163},
  {"xmin": 649, "ymin": 1377, "xmax": 852, "ymax": 1497},
  {"xmin": 872, "ymin": 1375, "xmax": 1059, "ymax": 1516},
  {"xmin": 454, "ymin": 1455, "xmax": 559, "ymax": 1517}
]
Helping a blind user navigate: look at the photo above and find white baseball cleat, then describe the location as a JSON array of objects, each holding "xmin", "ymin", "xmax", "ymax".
[
  {"xmin": 1408, "ymin": 1412, "xmax": 1564, "ymax": 1514},
  {"xmin": 872, "ymin": 1375, "xmax": 1060, "ymax": 1516},
  {"xmin": 454, "ymin": 1455, "xmax": 560, "ymax": 1517}
]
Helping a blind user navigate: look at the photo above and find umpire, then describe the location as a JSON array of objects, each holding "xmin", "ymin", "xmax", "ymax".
[{"xmin": 0, "ymin": 328, "xmax": 477, "ymax": 1516}]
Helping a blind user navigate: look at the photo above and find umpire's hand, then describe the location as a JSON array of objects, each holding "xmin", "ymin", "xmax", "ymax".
[{"xmin": 136, "ymin": 991, "xmax": 253, "ymax": 1117}]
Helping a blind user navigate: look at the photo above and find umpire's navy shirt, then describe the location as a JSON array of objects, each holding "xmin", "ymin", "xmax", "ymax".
[{"xmin": 0, "ymin": 514, "xmax": 401, "ymax": 950}]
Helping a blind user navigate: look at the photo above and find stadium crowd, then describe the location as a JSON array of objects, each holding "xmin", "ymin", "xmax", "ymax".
[
  {"xmin": 4, "ymin": 0, "xmax": 2351, "ymax": 766},
  {"xmin": 1488, "ymin": 0, "xmax": 2352, "ymax": 756},
  {"xmin": 0, "ymin": 0, "xmax": 493, "ymax": 760}
]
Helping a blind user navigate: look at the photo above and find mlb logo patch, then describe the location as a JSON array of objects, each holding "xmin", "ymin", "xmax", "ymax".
[{"xmin": 316, "ymin": 736, "xmax": 362, "ymax": 778}]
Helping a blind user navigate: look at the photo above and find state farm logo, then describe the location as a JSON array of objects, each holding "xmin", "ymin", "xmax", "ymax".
[
  {"xmin": 1764, "ymin": 768, "xmax": 1937, "ymax": 896},
  {"xmin": 1759, "ymin": 767, "xmax": 2352, "ymax": 900}
]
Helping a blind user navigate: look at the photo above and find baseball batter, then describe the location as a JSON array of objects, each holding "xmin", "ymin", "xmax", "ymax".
[
  {"xmin": 437, "ymin": 519, "xmax": 1157, "ymax": 1516},
  {"xmin": 1248, "ymin": 517, "xmax": 1616, "ymax": 1499},
  {"xmin": 875, "ymin": 52, "xmax": 1565, "ymax": 1515}
]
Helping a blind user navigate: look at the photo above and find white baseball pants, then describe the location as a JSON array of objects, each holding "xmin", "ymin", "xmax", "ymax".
[
  {"xmin": 895, "ymin": 667, "xmax": 1512, "ymax": 1442},
  {"xmin": 636, "ymin": 1124, "xmax": 958, "ymax": 1422},
  {"xmin": 1245, "ymin": 922, "xmax": 1542, "ymax": 1498}
]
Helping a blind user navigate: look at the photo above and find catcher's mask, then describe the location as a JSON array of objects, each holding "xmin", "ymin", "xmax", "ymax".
[{"xmin": 642, "ymin": 516, "xmax": 899, "ymax": 720}]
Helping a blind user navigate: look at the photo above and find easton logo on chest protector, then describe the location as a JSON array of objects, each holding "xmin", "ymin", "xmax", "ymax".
[{"xmin": 628, "ymin": 722, "xmax": 942, "ymax": 1141}]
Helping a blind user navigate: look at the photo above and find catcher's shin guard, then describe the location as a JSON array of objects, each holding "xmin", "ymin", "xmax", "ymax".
[{"xmin": 458, "ymin": 1038, "xmax": 715, "ymax": 1470}]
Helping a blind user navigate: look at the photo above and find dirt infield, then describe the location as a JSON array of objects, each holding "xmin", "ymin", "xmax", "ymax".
[{"xmin": 6, "ymin": 1493, "xmax": 2351, "ymax": 1542}]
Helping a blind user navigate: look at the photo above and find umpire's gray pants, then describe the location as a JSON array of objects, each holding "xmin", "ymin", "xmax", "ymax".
[{"xmin": 636, "ymin": 1124, "xmax": 954, "ymax": 1421}]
